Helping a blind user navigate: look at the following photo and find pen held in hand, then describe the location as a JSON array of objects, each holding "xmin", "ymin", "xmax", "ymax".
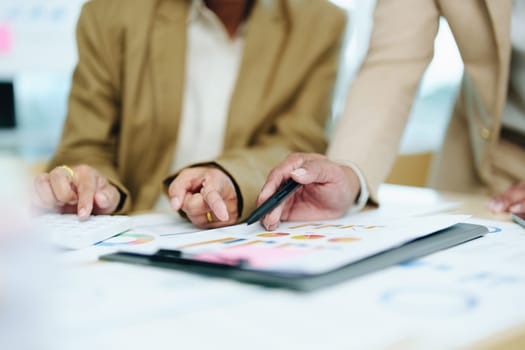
[{"xmin": 244, "ymin": 179, "xmax": 301, "ymax": 225}]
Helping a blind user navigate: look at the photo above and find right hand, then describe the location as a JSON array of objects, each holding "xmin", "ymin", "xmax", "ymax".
[
  {"xmin": 32, "ymin": 164, "xmax": 121, "ymax": 220},
  {"xmin": 257, "ymin": 153, "xmax": 361, "ymax": 230}
]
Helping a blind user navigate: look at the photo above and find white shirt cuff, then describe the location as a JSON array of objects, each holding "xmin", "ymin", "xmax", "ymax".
[{"xmin": 333, "ymin": 160, "xmax": 370, "ymax": 213}]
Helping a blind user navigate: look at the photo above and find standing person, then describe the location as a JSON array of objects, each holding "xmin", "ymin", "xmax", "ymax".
[
  {"xmin": 32, "ymin": 0, "xmax": 347, "ymax": 228},
  {"xmin": 257, "ymin": 0, "xmax": 525, "ymax": 230}
]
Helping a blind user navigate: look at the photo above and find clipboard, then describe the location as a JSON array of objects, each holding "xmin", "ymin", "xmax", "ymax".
[{"xmin": 100, "ymin": 223, "xmax": 488, "ymax": 291}]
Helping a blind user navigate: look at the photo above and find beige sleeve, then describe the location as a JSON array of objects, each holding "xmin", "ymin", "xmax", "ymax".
[
  {"xmin": 165, "ymin": 8, "xmax": 347, "ymax": 221},
  {"xmin": 47, "ymin": 2, "xmax": 132, "ymax": 213},
  {"xmin": 327, "ymin": 0, "xmax": 441, "ymax": 203}
]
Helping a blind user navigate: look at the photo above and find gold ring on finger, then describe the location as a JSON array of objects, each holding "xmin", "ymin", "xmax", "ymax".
[{"xmin": 60, "ymin": 165, "xmax": 75, "ymax": 179}]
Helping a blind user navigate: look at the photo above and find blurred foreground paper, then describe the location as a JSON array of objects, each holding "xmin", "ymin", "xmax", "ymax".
[
  {"xmin": 0, "ymin": 23, "xmax": 12, "ymax": 55},
  {"xmin": 0, "ymin": 157, "xmax": 55, "ymax": 350}
]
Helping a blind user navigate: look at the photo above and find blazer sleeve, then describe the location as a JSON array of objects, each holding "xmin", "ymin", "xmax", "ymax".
[
  {"xmin": 327, "ymin": 0, "xmax": 441, "ymax": 203},
  {"xmin": 46, "ymin": 2, "xmax": 132, "ymax": 212},
  {"xmin": 211, "ymin": 10, "xmax": 347, "ymax": 220}
]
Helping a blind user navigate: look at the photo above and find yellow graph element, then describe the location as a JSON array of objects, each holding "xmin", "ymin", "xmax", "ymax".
[
  {"xmin": 314, "ymin": 225, "xmax": 341, "ymax": 230},
  {"xmin": 328, "ymin": 237, "xmax": 360, "ymax": 243},
  {"xmin": 177, "ymin": 237, "xmax": 236, "ymax": 249},
  {"xmin": 288, "ymin": 223, "xmax": 319, "ymax": 229}
]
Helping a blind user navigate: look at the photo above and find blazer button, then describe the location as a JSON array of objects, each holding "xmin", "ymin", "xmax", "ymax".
[{"xmin": 480, "ymin": 127, "xmax": 491, "ymax": 141}]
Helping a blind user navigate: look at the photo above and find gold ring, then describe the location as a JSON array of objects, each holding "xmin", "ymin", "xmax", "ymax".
[
  {"xmin": 60, "ymin": 165, "xmax": 75, "ymax": 179},
  {"xmin": 206, "ymin": 211, "xmax": 213, "ymax": 223}
]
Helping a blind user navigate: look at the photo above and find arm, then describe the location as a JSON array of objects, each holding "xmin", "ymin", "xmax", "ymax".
[
  {"xmin": 213, "ymin": 16, "xmax": 346, "ymax": 221},
  {"xmin": 328, "ymin": 0, "xmax": 441, "ymax": 203},
  {"xmin": 167, "ymin": 6, "xmax": 347, "ymax": 225},
  {"xmin": 46, "ymin": 2, "xmax": 131, "ymax": 212}
]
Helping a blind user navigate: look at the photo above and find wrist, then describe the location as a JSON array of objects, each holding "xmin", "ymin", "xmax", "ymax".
[{"xmin": 333, "ymin": 160, "xmax": 370, "ymax": 213}]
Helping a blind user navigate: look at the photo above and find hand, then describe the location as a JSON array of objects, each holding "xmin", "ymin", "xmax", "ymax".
[
  {"xmin": 257, "ymin": 153, "xmax": 361, "ymax": 230},
  {"xmin": 489, "ymin": 181, "xmax": 525, "ymax": 214},
  {"xmin": 168, "ymin": 166, "xmax": 238, "ymax": 229},
  {"xmin": 32, "ymin": 165, "xmax": 121, "ymax": 220}
]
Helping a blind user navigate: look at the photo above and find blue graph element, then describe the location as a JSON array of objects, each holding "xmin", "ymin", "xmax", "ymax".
[
  {"xmin": 399, "ymin": 259, "xmax": 451, "ymax": 271},
  {"xmin": 485, "ymin": 226, "xmax": 502, "ymax": 233}
]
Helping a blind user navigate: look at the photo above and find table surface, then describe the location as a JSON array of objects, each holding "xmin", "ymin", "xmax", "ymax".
[
  {"xmin": 381, "ymin": 184, "xmax": 524, "ymax": 350},
  {"xmin": 4, "ymin": 182, "xmax": 524, "ymax": 350}
]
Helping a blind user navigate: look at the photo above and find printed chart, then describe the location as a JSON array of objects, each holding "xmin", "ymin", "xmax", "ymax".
[
  {"xmin": 159, "ymin": 215, "xmax": 463, "ymax": 274},
  {"xmin": 97, "ymin": 233, "xmax": 155, "ymax": 247}
]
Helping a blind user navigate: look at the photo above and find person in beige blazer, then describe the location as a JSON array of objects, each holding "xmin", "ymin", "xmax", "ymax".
[
  {"xmin": 32, "ymin": 0, "xmax": 346, "ymax": 228},
  {"xmin": 257, "ymin": 0, "xmax": 525, "ymax": 230}
]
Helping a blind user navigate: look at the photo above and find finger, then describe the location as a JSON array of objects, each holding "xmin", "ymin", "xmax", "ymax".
[
  {"xmin": 193, "ymin": 206, "xmax": 239, "ymax": 229},
  {"xmin": 258, "ymin": 154, "xmax": 330, "ymax": 205},
  {"xmin": 93, "ymin": 177, "xmax": 120, "ymax": 214},
  {"xmin": 261, "ymin": 205, "xmax": 284, "ymax": 231},
  {"xmin": 201, "ymin": 189, "xmax": 229, "ymax": 221},
  {"xmin": 168, "ymin": 169, "xmax": 205, "ymax": 211},
  {"xmin": 75, "ymin": 167, "xmax": 97, "ymax": 220},
  {"xmin": 48, "ymin": 167, "xmax": 78, "ymax": 206},
  {"xmin": 291, "ymin": 159, "xmax": 343, "ymax": 185},
  {"xmin": 33, "ymin": 173, "xmax": 59, "ymax": 209},
  {"xmin": 490, "ymin": 183, "xmax": 525, "ymax": 213},
  {"xmin": 182, "ymin": 192, "xmax": 207, "ymax": 218},
  {"xmin": 510, "ymin": 200, "xmax": 525, "ymax": 214},
  {"xmin": 258, "ymin": 155, "xmax": 305, "ymax": 204},
  {"xmin": 200, "ymin": 172, "xmax": 233, "ymax": 222}
]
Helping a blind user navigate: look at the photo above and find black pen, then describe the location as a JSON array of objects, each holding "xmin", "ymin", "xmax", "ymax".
[{"xmin": 244, "ymin": 178, "xmax": 301, "ymax": 225}]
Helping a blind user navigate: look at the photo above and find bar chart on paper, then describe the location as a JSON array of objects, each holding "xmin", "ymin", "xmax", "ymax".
[{"xmin": 153, "ymin": 215, "xmax": 467, "ymax": 274}]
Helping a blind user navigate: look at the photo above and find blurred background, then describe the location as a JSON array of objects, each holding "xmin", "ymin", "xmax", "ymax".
[{"xmin": 0, "ymin": 0, "xmax": 463, "ymax": 186}]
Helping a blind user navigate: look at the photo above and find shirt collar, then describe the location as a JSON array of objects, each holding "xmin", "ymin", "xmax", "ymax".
[
  {"xmin": 187, "ymin": 0, "xmax": 249, "ymax": 39},
  {"xmin": 188, "ymin": 0, "xmax": 206, "ymax": 23}
]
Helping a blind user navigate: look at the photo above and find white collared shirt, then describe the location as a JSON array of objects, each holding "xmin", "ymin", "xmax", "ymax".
[
  {"xmin": 173, "ymin": 0, "xmax": 245, "ymax": 171},
  {"xmin": 155, "ymin": 0, "xmax": 245, "ymax": 209}
]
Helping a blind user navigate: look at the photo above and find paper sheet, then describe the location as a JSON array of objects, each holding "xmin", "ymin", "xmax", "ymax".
[
  {"xmin": 0, "ymin": 23, "xmax": 12, "ymax": 54},
  {"xmin": 39, "ymin": 216, "xmax": 525, "ymax": 350},
  {"xmin": 129, "ymin": 214, "xmax": 467, "ymax": 274}
]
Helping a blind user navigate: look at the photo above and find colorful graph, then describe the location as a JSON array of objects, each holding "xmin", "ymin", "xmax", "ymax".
[
  {"xmin": 97, "ymin": 233, "xmax": 155, "ymax": 247},
  {"xmin": 291, "ymin": 234, "xmax": 325, "ymax": 240},
  {"xmin": 287, "ymin": 223, "xmax": 383, "ymax": 231},
  {"xmin": 177, "ymin": 237, "xmax": 237, "ymax": 249},
  {"xmin": 328, "ymin": 237, "xmax": 360, "ymax": 243},
  {"xmin": 257, "ymin": 232, "xmax": 289, "ymax": 238}
]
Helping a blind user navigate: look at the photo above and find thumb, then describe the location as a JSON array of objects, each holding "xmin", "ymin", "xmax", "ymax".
[{"xmin": 93, "ymin": 177, "xmax": 120, "ymax": 214}]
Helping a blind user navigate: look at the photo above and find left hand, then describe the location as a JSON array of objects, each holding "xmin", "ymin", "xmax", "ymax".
[
  {"xmin": 489, "ymin": 181, "xmax": 525, "ymax": 214},
  {"xmin": 167, "ymin": 166, "xmax": 238, "ymax": 228}
]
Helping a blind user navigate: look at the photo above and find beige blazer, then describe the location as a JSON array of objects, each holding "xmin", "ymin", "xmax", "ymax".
[
  {"xmin": 48, "ymin": 0, "xmax": 346, "ymax": 218},
  {"xmin": 328, "ymin": 0, "xmax": 519, "ymax": 201}
]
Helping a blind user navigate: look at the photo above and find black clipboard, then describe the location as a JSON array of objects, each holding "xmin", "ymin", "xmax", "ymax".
[{"xmin": 100, "ymin": 223, "xmax": 488, "ymax": 291}]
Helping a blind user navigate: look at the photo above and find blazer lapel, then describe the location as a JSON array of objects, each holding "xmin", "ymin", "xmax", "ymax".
[
  {"xmin": 224, "ymin": 0, "xmax": 287, "ymax": 148},
  {"xmin": 484, "ymin": 0, "xmax": 512, "ymax": 116},
  {"xmin": 150, "ymin": 0, "xmax": 189, "ymax": 146}
]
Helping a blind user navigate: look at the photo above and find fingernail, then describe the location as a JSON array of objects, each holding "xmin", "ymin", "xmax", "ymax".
[
  {"xmin": 78, "ymin": 208, "xmax": 87, "ymax": 218},
  {"xmin": 510, "ymin": 204, "xmax": 522, "ymax": 213},
  {"xmin": 170, "ymin": 197, "xmax": 180, "ymax": 209},
  {"xmin": 291, "ymin": 168, "xmax": 307, "ymax": 177}
]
